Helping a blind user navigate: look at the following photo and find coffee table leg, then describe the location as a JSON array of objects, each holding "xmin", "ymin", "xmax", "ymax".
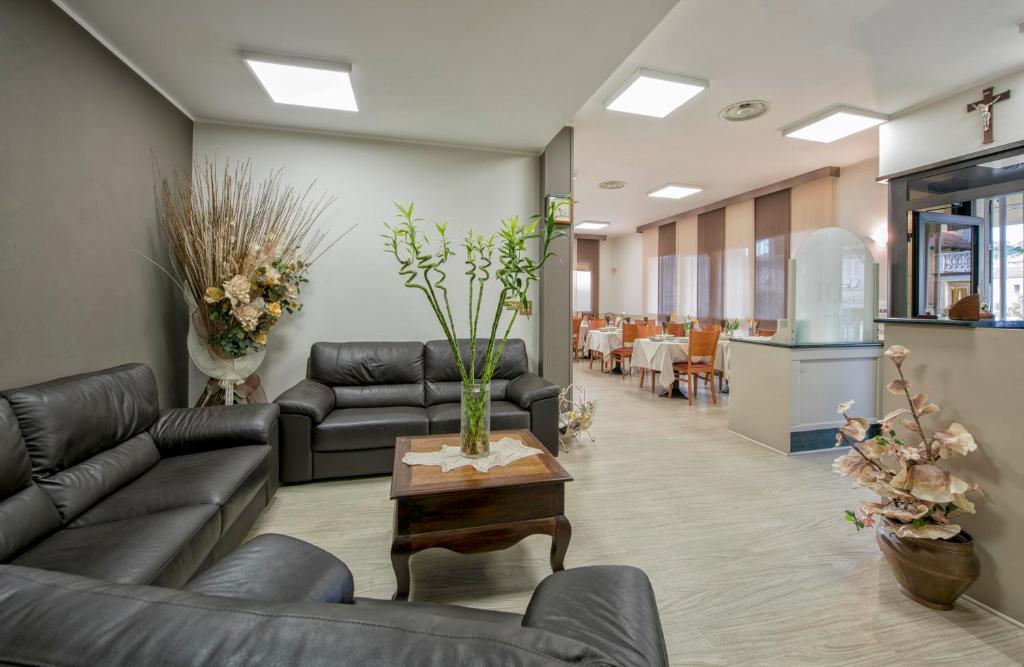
[
  {"xmin": 391, "ymin": 535, "xmax": 411, "ymax": 601},
  {"xmin": 550, "ymin": 515, "xmax": 572, "ymax": 572}
]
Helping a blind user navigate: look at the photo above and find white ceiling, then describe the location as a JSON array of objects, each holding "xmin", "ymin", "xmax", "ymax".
[
  {"xmin": 56, "ymin": 0, "xmax": 677, "ymax": 154},
  {"xmin": 573, "ymin": 0, "xmax": 1024, "ymax": 235}
]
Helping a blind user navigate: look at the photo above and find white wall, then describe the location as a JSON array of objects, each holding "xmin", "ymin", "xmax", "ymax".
[
  {"xmin": 602, "ymin": 233, "xmax": 643, "ymax": 315},
  {"xmin": 880, "ymin": 68, "xmax": 1024, "ymax": 177},
  {"xmin": 835, "ymin": 157, "xmax": 889, "ymax": 314},
  {"xmin": 191, "ymin": 123, "xmax": 540, "ymax": 401}
]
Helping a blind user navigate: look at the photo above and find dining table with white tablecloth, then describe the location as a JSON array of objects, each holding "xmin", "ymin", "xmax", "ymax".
[
  {"xmin": 583, "ymin": 328, "xmax": 623, "ymax": 358},
  {"xmin": 630, "ymin": 336, "xmax": 734, "ymax": 392}
]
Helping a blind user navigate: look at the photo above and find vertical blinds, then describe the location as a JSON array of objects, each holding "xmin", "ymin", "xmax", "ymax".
[
  {"xmin": 697, "ymin": 208, "xmax": 725, "ymax": 324},
  {"xmin": 657, "ymin": 222, "xmax": 677, "ymax": 319},
  {"xmin": 754, "ymin": 189, "xmax": 791, "ymax": 327},
  {"xmin": 575, "ymin": 237, "xmax": 600, "ymax": 314}
]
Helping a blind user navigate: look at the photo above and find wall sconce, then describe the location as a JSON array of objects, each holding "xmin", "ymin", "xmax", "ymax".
[{"xmin": 870, "ymin": 224, "xmax": 888, "ymax": 245}]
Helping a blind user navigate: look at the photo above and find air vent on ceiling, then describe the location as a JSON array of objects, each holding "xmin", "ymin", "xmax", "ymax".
[
  {"xmin": 720, "ymin": 100, "xmax": 770, "ymax": 122},
  {"xmin": 598, "ymin": 180, "xmax": 626, "ymax": 190}
]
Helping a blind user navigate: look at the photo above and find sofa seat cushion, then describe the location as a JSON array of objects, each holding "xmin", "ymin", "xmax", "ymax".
[
  {"xmin": 313, "ymin": 407, "xmax": 428, "ymax": 453},
  {"xmin": 14, "ymin": 505, "xmax": 221, "ymax": 587},
  {"xmin": 185, "ymin": 534, "xmax": 354, "ymax": 604},
  {"xmin": 71, "ymin": 446, "xmax": 270, "ymax": 531},
  {"xmin": 426, "ymin": 401, "xmax": 530, "ymax": 435}
]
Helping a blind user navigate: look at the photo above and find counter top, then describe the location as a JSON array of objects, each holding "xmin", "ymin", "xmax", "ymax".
[
  {"xmin": 877, "ymin": 318, "xmax": 1024, "ymax": 329},
  {"xmin": 729, "ymin": 338, "xmax": 882, "ymax": 349}
]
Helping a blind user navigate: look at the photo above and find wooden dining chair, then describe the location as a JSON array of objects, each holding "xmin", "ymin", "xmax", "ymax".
[
  {"xmin": 571, "ymin": 317, "xmax": 582, "ymax": 360},
  {"xmin": 666, "ymin": 322, "xmax": 685, "ymax": 337},
  {"xmin": 756, "ymin": 328, "xmax": 775, "ymax": 337},
  {"xmin": 586, "ymin": 319, "xmax": 608, "ymax": 369},
  {"xmin": 610, "ymin": 322, "xmax": 638, "ymax": 380},
  {"xmin": 672, "ymin": 329, "xmax": 721, "ymax": 406}
]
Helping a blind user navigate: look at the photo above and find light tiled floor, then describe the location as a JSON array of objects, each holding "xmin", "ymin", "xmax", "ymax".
[{"xmin": 251, "ymin": 361, "xmax": 1024, "ymax": 665}]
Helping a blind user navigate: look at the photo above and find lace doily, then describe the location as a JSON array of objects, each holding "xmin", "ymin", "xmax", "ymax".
[{"xmin": 402, "ymin": 436, "xmax": 543, "ymax": 473}]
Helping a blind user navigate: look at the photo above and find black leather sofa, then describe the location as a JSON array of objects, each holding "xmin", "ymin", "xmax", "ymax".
[
  {"xmin": 275, "ymin": 339, "xmax": 561, "ymax": 483},
  {"xmin": 0, "ymin": 533, "xmax": 669, "ymax": 666},
  {"xmin": 0, "ymin": 363, "xmax": 279, "ymax": 586}
]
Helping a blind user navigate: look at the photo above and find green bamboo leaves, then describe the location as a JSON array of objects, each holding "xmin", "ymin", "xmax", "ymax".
[{"xmin": 382, "ymin": 200, "xmax": 565, "ymax": 387}]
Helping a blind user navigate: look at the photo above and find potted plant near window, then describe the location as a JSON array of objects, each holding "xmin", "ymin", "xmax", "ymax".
[
  {"xmin": 383, "ymin": 202, "xmax": 563, "ymax": 458},
  {"xmin": 833, "ymin": 345, "xmax": 982, "ymax": 610}
]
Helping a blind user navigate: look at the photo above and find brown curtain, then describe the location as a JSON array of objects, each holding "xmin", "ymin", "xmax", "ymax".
[
  {"xmin": 575, "ymin": 237, "xmax": 599, "ymax": 314},
  {"xmin": 754, "ymin": 189, "xmax": 791, "ymax": 327},
  {"xmin": 657, "ymin": 222, "xmax": 677, "ymax": 320},
  {"xmin": 697, "ymin": 208, "xmax": 725, "ymax": 324}
]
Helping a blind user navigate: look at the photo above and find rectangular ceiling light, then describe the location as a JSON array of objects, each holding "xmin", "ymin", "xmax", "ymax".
[
  {"xmin": 782, "ymin": 105, "xmax": 888, "ymax": 143},
  {"xmin": 605, "ymin": 68, "xmax": 708, "ymax": 118},
  {"xmin": 647, "ymin": 184, "xmax": 703, "ymax": 200},
  {"xmin": 575, "ymin": 221, "xmax": 610, "ymax": 231},
  {"xmin": 243, "ymin": 52, "xmax": 357, "ymax": 111}
]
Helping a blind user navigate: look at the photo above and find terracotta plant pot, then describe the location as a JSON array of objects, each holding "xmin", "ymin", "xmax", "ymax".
[{"xmin": 875, "ymin": 522, "xmax": 980, "ymax": 610}]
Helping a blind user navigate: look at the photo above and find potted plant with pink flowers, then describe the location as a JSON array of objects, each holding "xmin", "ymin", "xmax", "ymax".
[{"xmin": 833, "ymin": 344, "xmax": 983, "ymax": 610}]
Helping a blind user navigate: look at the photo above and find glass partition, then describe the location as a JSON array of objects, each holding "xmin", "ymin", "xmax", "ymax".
[{"xmin": 794, "ymin": 228, "xmax": 877, "ymax": 344}]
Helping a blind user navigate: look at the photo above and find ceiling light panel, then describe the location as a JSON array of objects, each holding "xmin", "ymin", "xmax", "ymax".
[
  {"xmin": 647, "ymin": 184, "xmax": 703, "ymax": 199},
  {"xmin": 782, "ymin": 106, "xmax": 888, "ymax": 143},
  {"xmin": 575, "ymin": 221, "xmax": 610, "ymax": 231},
  {"xmin": 243, "ymin": 52, "xmax": 357, "ymax": 111},
  {"xmin": 605, "ymin": 69, "xmax": 708, "ymax": 118}
]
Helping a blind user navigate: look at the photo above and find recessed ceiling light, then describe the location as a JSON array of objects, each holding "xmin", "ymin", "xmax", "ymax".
[
  {"xmin": 720, "ymin": 100, "xmax": 770, "ymax": 122},
  {"xmin": 782, "ymin": 105, "xmax": 888, "ymax": 143},
  {"xmin": 648, "ymin": 184, "xmax": 703, "ymax": 200},
  {"xmin": 575, "ymin": 221, "xmax": 610, "ymax": 231},
  {"xmin": 605, "ymin": 68, "xmax": 708, "ymax": 118},
  {"xmin": 243, "ymin": 52, "xmax": 358, "ymax": 111},
  {"xmin": 599, "ymin": 180, "xmax": 626, "ymax": 190}
]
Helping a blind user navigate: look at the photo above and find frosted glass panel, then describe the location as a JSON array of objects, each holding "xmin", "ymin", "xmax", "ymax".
[{"xmin": 794, "ymin": 228, "xmax": 876, "ymax": 344}]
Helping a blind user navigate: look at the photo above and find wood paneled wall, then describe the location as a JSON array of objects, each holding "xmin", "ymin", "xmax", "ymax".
[
  {"xmin": 697, "ymin": 208, "xmax": 726, "ymax": 324},
  {"xmin": 754, "ymin": 189, "xmax": 791, "ymax": 327}
]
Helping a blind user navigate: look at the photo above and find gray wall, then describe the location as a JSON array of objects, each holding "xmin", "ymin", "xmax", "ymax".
[
  {"xmin": 539, "ymin": 127, "xmax": 573, "ymax": 388},
  {"xmin": 0, "ymin": 0, "xmax": 193, "ymax": 406}
]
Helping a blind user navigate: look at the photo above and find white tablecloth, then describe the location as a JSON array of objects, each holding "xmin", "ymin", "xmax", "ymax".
[
  {"xmin": 632, "ymin": 337, "xmax": 732, "ymax": 391},
  {"xmin": 584, "ymin": 329, "xmax": 622, "ymax": 356}
]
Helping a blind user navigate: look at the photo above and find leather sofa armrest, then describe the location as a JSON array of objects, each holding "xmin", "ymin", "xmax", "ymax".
[
  {"xmin": 185, "ymin": 534, "xmax": 353, "ymax": 604},
  {"xmin": 506, "ymin": 372, "xmax": 560, "ymax": 410},
  {"xmin": 274, "ymin": 379, "xmax": 334, "ymax": 424},
  {"xmin": 150, "ymin": 404, "xmax": 279, "ymax": 456},
  {"xmin": 522, "ymin": 565, "xmax": 668, "ymax": 667}
]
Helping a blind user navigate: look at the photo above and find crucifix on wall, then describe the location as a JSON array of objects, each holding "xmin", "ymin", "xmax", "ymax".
[{"xmin": 966, "ymin": 86, "xmax": 1010, "ymax": 144}]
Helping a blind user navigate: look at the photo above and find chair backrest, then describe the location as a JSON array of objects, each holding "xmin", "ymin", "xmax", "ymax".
[
  {"xmin": 621, "ymin": 322, "xmax": 638, "ymax": 345},
  {"xmin": 688, "ymin": 329, "xmax": 720, "ymax": 361},
  {"xmin": 756, "ymin": 328, "xmax": 775, "ymax": 337},
  {"xmin": 702, "ymin": 325, "xmax": 722, "ymax": 335},
  {"xmin": 571, "ymin": 318, "xmax": 582, "ymax": 335},
  {"xmin": 666, "ymin": 322, "xmax": 685, "ymax": 337},
  {"xmin": 590, "ymin": 319, "xmax": 607, "ymax": 330}
]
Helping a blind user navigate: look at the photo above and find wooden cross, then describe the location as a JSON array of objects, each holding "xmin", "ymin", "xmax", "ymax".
[{"xmin": 967, "ymin": 86, "xmax": 1010, "ymax": 144}]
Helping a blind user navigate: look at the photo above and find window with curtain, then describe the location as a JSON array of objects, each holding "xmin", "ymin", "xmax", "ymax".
[
  {"xmin": 697, "ymin": 208, "xmax": 725, "ymax": 324},
  {"xmin": 657, "ymin": 222, "xmax": 677, "ymax": 320},
  {"xmin": 574, "ymin": 237, "xmax": 600, "ymax": 314},
  {"xmin": 754, "ymin": 189, "xmax": 791, "ymax": 327}
]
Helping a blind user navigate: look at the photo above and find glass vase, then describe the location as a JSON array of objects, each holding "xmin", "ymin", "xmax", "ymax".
[{"xmin": 460, "ymin": 381, "xmax": 491, "ymax": 458}]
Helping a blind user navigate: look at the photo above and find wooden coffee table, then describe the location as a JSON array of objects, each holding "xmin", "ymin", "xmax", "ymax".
[{"xmin": 389, "ymin": 429, "xmax": 573, "ymax": 601}]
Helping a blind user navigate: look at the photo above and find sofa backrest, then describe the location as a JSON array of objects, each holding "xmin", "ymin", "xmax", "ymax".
[
  {"xmin": 0, "ymin": 565, "xmax": 611, "ymax": 666},
  {"xmin": 424, "ymin": 339, "xmax": 528, "ymax": 405},
  {"xmin": 0, "ymin": 400, "xmax": 61, "ymax": 563},
  {"xmin": 1, "ymin": 364, "xmax": 162, "ymax": 526},
  {"xmin": 309, "ymin": 342, "xmax": 426, "ymax": 408}
]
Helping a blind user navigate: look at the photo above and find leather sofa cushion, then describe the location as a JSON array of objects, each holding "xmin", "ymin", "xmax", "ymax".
[
  {"xmin": 0, "ymin": 399, "xmax": 31, "ymax": 499},
  {"xmin": 36, "ymin": 433, "xmax": 160, "ymax": 525},
  {"xmin": 313, "ymin": 407, "xmax": 428, "ymax": 452},
  {"xmin": 14, "ymin": 505, "xmax": 221, "ymax": 587},
  {"xmin": 2, "ymin": 364, "xmax": 159, "ymax": 476},
  {"xmin": 423, "ymin": 339, "xmax": 527, "ymax": 405},
  {"xmin": 309, "ymin": 342, "xmax": 425, "ymax": 405},
  {"xmin": 185, "ymin": 534, "xmax": 354, "ymax": 604},
  {"xmin": 426, "ymin": 401, "xmax": 530, "ymax": 435},
  {"xmin": 71, "ymin": 445, "xmax": 270, "ymax": 531}
]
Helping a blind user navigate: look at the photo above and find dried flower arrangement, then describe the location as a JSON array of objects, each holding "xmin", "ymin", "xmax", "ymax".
[
  {"xmin": 151, "ymin": 158, "xmax": 345, "ymax": 403},
  {"xmin": 833, "ymin": 345, "xmax": 982, "ymax": 539}
]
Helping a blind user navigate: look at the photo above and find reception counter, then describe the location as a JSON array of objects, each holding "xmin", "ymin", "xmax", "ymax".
[
  {"xmin": 879, "ymin": 319, "xmax": 1024, "ymax": 623},
  {"xmin": 727, "ymin": 338, "xmax": 882, "ymax": 454}
]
